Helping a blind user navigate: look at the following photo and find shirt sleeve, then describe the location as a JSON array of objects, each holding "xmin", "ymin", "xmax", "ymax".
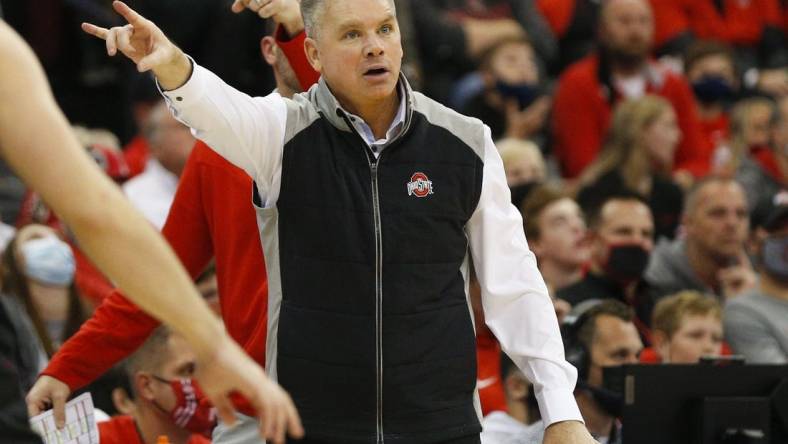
[
  {"xmin": 160, "ymin": 61, "xmax": 288, "ymax": 207},
  {"xmin": 466, "ymin": 127, "xmax": 582, "ymax": 426}
]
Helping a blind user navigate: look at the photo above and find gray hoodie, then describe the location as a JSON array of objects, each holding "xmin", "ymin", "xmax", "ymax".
[{"xmin": 645, "ymin": 238, "xmax": 714, "ymax": 301}]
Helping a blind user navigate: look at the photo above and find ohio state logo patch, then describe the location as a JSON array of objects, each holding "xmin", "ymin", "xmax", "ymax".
[{"xmin": 407, "ymin": 172, "xmax": 434, "ymax": 198}]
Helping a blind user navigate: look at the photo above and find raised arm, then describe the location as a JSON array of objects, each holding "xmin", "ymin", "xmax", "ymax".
[
  {"xmin": 467, "ymin": 128, "xmax": 597, "ymax": 444},
  {"xmin": 0, "ymin": 18, "xmax": 301, "ymax": 443},
  {"xmin": 83, "ymin": 1, "xmax": 288, "ymax": 206}
]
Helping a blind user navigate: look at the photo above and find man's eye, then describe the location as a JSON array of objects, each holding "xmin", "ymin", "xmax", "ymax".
[
  {"xmin": 345, "ymin": 31, "xmax": 359, "ymax": 39},
  {"xmin": 380, "ymin": 25, "xmax": 392, "ymax": 34}
]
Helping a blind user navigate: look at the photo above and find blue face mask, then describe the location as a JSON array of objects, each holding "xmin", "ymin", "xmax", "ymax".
[
  {"xmin": 20, "ymin": 236, "xmax": 75, "ymax": 287},
  {"xmin": 495, "ymin": 80, "xmax": 541, "ymax": 110},
  {"xmin": 762, "ymin": 235, "xmax": 788, "ymax": 284},
  {"xmin": 691, "ymin": 76, "xmax": 734, "ymax": 104}
]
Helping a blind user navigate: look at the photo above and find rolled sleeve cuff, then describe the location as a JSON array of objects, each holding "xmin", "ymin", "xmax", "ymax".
[
  {"xmin": 537, "ymin": 387, "xmax": 584, "ymax": 427},
  {"xmin": 158, "ymin": 56, "xmax": 207, "ymax": 110}
]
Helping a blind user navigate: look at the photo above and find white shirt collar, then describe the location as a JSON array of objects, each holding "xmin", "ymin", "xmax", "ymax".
[{"xmin": 341, "ymin": 83, "xmax": 407, "ymax": 156}]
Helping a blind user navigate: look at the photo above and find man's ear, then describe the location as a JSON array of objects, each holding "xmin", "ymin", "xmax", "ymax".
[
  {"xmin": 134, "ymin": 373, "xmax": 156, "ymax": 402},
  {"xmin": 304, "ymin": 37, "xmax": 322, "ymax": 73},
  {"xmin": 652, "ymin": 330, "xmax": 670, "ymax": 362},
  {"xmin": 111, "ymin": 387, "xmax": 136, "ymax": 415},
  {"xmin": 260, "ymin": 36, "xmax": 277, "ymax": 66}
]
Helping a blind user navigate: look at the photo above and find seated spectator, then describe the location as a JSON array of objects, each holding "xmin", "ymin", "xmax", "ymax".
[
  {"xmin": 650, "ymin": 290, "xmax": 723, "ymax": 363},
  {"xmin": 520, "ymin": 185, "xmax": 590, "ymax": 294},
  {"xmin": 736, "ymin": 96, "xmax": 787, "ymax": 206},
  {"xmin": 577, "ymin": 96, "xmax": 684, "ymax": 240},
  {"xmin": 536, "ymin": 0, "xmax": 601, "ymax": 73},
  {"xmin": 557, "ymin": 194, "xmax": 656, "ymax": 343},
  {"xmin": 480, "ymin": 354, "xmax": 542, "ymax": 444},
  {"xmin": 410, "ymin": 0, "xmax": 557, "ymax": 103},
  {"xmin": 646, "ymin": 177, "xmax": 757, "ymax": 302},
  {"xmin": 724, "ymin": 200, "xmax": 788, "ymax": 364},
  {"xmin": 523, "ymin": 299, "xmax": 643, "ymax": 443},
  {"xmin": 0, "ymin": 224, "xmax": 86, "ymax": 390},
  {"xmin": 551, "ymin": 0, "xmax": 711, "ymax": 179},
  {"xmin": 461, "ymin": 37, "xmax": 551, "ymax": 142},
  {"xmin": 683, "ymin": 40, "xmax": 738, "ymax": 169},
  {"xmin": 122, "ymin": 102, "xmax": 195, "ymax": 230},
  {"xmin": 98, "ymin": 326, "xmax": 212, "ymax": 444}
]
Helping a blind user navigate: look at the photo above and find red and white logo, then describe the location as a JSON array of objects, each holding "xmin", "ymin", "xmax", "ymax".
[{"xmin": 407, "ymin": 172, "xmax": 434, "ymax": 198}]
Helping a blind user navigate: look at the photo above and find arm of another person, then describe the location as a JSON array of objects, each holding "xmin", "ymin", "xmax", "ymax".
[
  {"xmin": 0, "ymin": 19, "xmax": 301, "ymax": 442},
  {"xmin": 724, "ymin": 302, "xmax": 788, "ymax": 364},
  {"xmin": 31, "ymin": 140, "xmax": 216, "ymax": 415},
  {"xmin": 467, "ymin": 128, "xmax": 597, "ymax": 444}
]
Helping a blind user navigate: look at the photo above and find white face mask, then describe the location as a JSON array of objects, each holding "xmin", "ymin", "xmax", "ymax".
[{"xmin": 20, "ymin": 236, "xmax": 76, "ymax": 287}]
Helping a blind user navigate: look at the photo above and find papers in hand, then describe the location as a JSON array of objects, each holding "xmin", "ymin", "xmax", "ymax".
[{"xmin": 29, "ymin": 392, "xmax": 99, "ymax": 444}]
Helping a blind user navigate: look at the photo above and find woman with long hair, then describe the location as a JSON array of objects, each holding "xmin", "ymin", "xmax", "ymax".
[
  {"xmin": 1, "ymin": 224, "xmax": 88, "ymax": 361},
  {"xmin": 577, "ymin": 96, "xmax": 685, "ymax": 240}
]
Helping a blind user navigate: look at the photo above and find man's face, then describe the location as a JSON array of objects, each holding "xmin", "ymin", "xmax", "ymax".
[
  {"xmin": 591, "ymin": 200, "xmax": 654, "ymax": 267},
  {"xmin": 744, "ymin": 104, "xmax": 775, "ymax": 148},
  {"xmin": 773, "ymin": 97, "xmax": 788, "ymax": 159},
  {"xmin": 685, "ymin": 182, "xmax": 749, "ymax": 261},
  {"xmin": 659, "ymin": 314, "xmax": 723, "ymax": 364},
  {"xmin": 306, "ymin": 0, "xmax": 403, "ymax": 112},
  {"xmin": 600, "ymin": 0, "xmax": 653, "ymax": 62},
  {"xmin": 532, "ymin": 198, "xmax": 590, "ymax": 269},
  {"xmin": 686, "ymin": 54, "xmax": 737, "ymax": 86},
  {"xmin": 588, "ymin": 315, "xmax": 643, "ymax": 388},
  {"xmin": 147, "ymin": 335, "xmax": 197, "ymax": 412},
  {"xmin": 489, "ymin": 41, "xmax": 538, "ymax": 85}
]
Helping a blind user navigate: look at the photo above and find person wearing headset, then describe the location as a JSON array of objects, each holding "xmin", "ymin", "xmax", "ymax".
[{"xmin": 560, "ymin": 300, "xmax": 643, "ymax": 444}]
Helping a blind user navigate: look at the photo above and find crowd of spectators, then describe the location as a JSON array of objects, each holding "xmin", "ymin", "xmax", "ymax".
[{"xmin": 1, "ymin": 0, "xmax": 787, "ymax": 443}]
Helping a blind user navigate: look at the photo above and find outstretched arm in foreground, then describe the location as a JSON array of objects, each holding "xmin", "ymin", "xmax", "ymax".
[{"xmin": 0, "ymin": 18, "xmax": 301, "ymax": 444}]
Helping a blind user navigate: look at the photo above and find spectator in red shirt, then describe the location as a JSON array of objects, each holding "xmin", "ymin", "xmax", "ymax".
[
  {"xmin": 25, "ymin": 0, "xmax": 318, "ymax": 429},
  {"xmin": 98, "ymin": 327, "xmax": 211, "ymax": 444},
  {"xmin": 650, "ymin": 290, "xmax": 723, "ymax": 364},
  {"xmin": 684, "ymin": 40, "xmax": 738, "ymax": 172},
  {"xmin": 551, "ymin": 0, "xmax": 712, "ymax": 181}
]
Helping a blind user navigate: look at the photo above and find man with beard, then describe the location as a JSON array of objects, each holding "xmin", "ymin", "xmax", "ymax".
[
  {"xmin": 551, "ymin": 0, "xmax": 710, "ymax": 179},
  {"xmin": 557, "ymin": 194, "xmax": 657, "ymax": 344}
]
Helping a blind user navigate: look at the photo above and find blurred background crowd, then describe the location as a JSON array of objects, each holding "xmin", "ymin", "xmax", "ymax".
[{"xmin": 1, "ymin": 0, "xmax": 787, "ymax": 443}]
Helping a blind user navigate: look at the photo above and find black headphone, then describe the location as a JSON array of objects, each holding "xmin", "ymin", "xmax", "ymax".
[{"xmin": 561, "ymin": 299, "xmax": 604, "ymax": 383}]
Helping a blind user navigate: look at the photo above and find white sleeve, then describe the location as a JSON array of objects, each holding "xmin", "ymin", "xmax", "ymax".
[
  {"xmin": 466, "ymin": 127, "xmax": 583, "ymax": 427},
  {"xmin": 159, "ymin": 61, "xmax": 287, "ymax": 206}
]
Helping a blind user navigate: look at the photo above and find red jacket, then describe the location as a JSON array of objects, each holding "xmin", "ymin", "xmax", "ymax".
[
  {"xmin": 42, "ymin": 29, "xmax": 318, "ymax": 417},
  {"xmin": 551, "ymin": 54, "xmax": 712, "ymax": 178},
  {"xmin": 98, "ymin": 415, "xmax": 210, "ymax": 444},
  {"xmin": 649, "ymin": 0, "xmax": 782, "ymax": 48}
]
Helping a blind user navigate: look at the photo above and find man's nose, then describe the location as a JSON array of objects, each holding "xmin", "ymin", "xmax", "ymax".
[{"xmin": 365, "ymin": 35, "xmax": 385, "ymax": 57}]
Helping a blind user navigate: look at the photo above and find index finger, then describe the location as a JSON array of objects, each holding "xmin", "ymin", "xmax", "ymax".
[
  {"xmin": 112, "ymin": 0, "xmax": 149, "ymax": 27},
  {"xmin": 81, "ymin": 22, "xmax": 109, "ymax": 40}
]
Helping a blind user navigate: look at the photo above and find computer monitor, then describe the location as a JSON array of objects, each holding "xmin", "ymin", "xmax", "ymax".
[{"xmin": 603, "ymin": 363, "xmax": 788, "ymax": 444}]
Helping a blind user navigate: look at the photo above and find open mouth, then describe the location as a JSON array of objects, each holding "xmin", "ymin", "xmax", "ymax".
[{"xmin": 364, "ymin": 67, "xmax": 389, "ymax": 78}]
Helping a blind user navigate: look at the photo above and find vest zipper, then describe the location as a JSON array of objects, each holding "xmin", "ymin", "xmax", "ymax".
[
  {"xmin": 369, "ymin": 159, "xmax": 384, "ymax": 444},
  {"xmin": 339, "ymin": 111, "xmax": 386, "ymax": 443}
]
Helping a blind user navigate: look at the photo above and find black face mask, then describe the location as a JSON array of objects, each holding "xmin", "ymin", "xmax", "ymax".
[
  {"xmin": 762, "ymin": 235, "xmax": 788, "ymax": 284},
  {"xmin": 495, "ymin": 80, "xmax": 541, "ymax": 110},
  {"xmin": 602, "ymin": 243, "xmax": 650, "ymax": 283},
  {"xmin": 691, "ymin": 76, "xmax": 735, "ymax": 104},
  {"xmin": 509, "ymin": 181, "xmax": 537, "ymax": 208}
]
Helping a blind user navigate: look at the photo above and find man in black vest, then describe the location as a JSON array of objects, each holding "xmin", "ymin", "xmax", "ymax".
[{"xmin": 83, "ymin": 0, "xmax": 597, "ymax": 442}]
